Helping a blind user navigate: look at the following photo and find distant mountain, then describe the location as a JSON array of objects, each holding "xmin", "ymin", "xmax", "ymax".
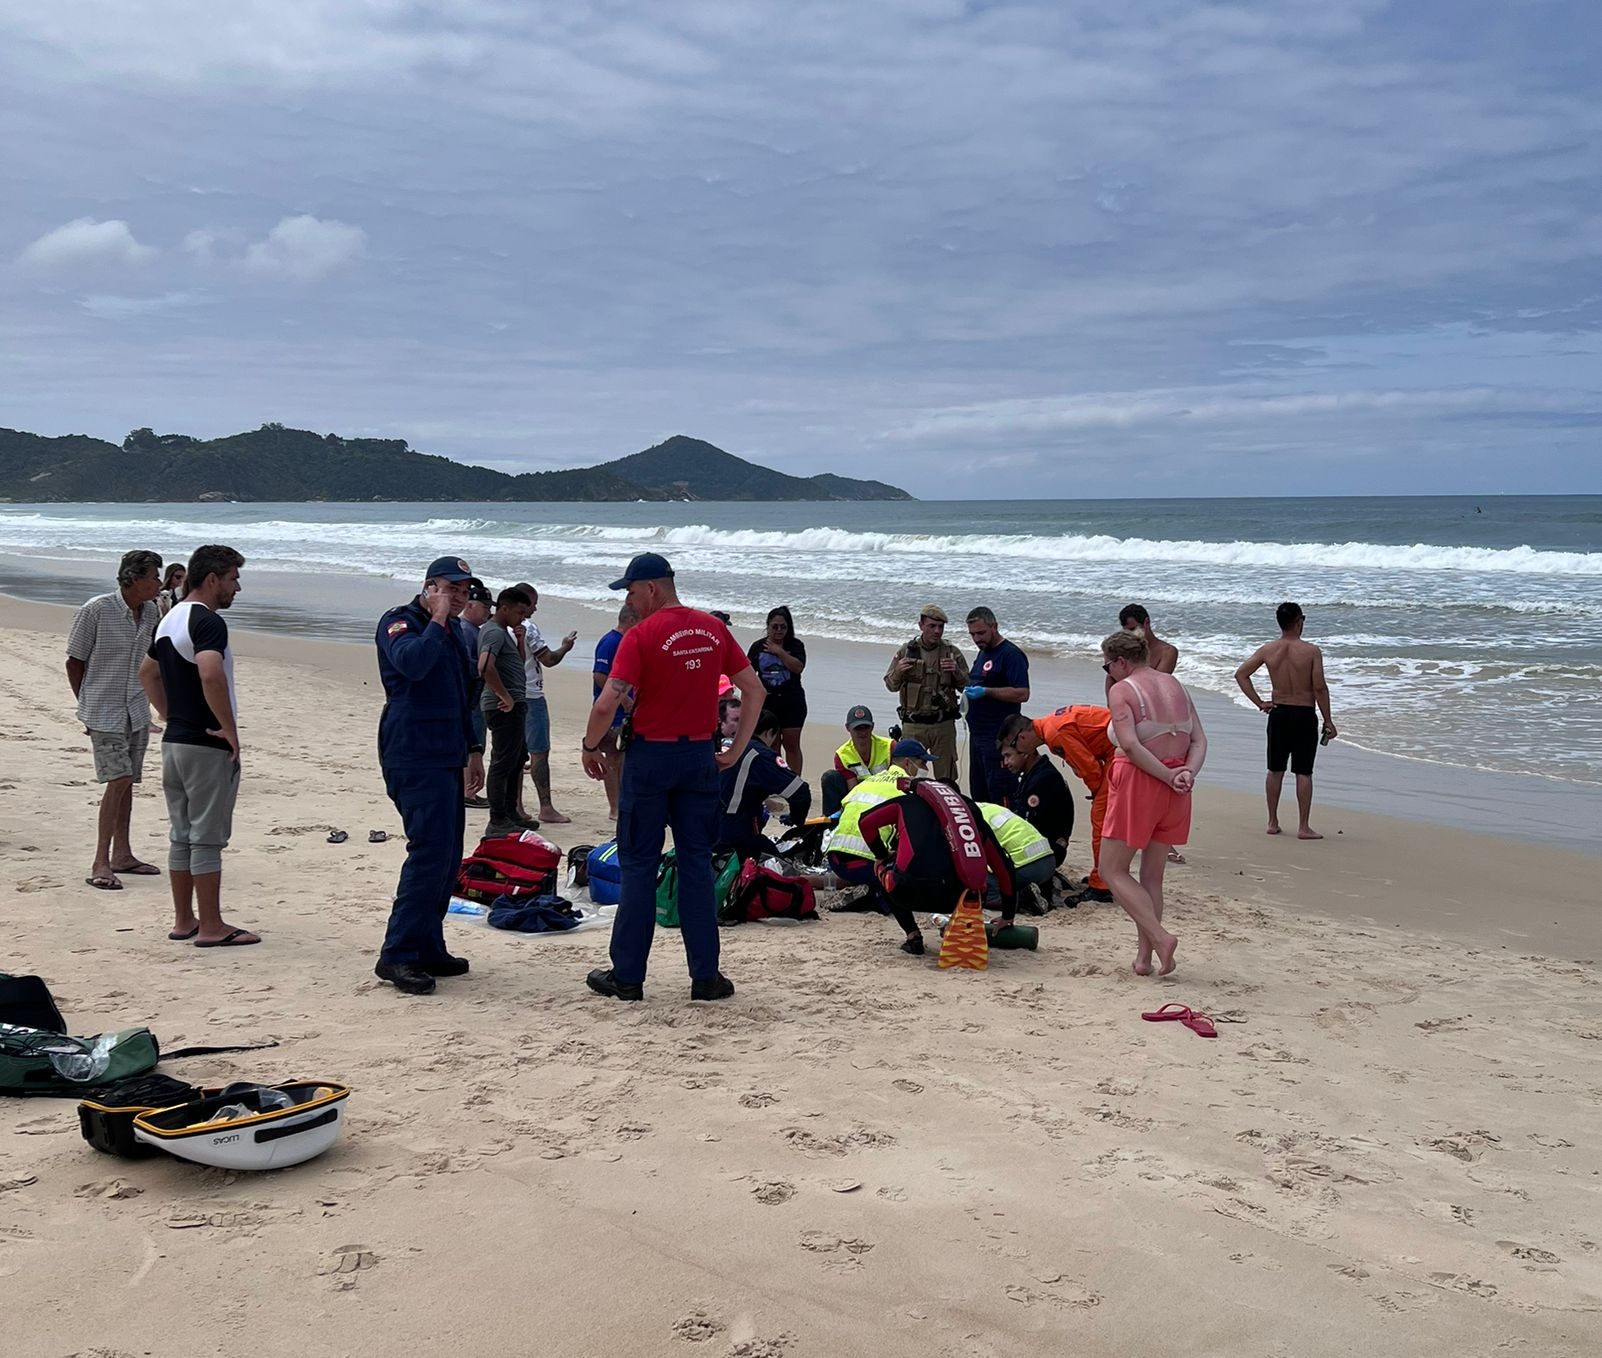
[
  {"xmin": 595, "ymin": 435, "xmax": 911, "ymax": 501},
  {"xmin": 0, "ymin": 425, "xmax": 912, "ymax": 503}
]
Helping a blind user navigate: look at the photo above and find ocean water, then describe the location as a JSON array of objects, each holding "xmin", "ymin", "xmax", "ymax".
[{"xmin": 2, "ymin": 496, "xmax": 1599, "ymax": 787}]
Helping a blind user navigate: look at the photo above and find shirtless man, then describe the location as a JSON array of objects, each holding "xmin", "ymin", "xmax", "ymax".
[
  {"xmin": 1234, "ymin": 602, "xmax": 1336, "ymax": 839},
  {"xmin": 1110, "ymin": 604, "xmax": 1182, "ymax": 861},
  {"xmin": 1117, "ymin": 605, "xmax": 1178, "ymax": 676}
]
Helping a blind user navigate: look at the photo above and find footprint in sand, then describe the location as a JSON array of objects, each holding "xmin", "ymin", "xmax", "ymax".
[
  {"xmin": 727, "ymin": 1335, "xmax": 795, "ymax": 1358},
  {"xmin": 739, "ymin": 1092, "xmax": 778, "ymax": 1109},
  {"xmin": 1414, "ymin": 1015, "xmax": 1472, "ymax": 1033},
  {"xmin": 1425, "ymin": 1130, "xmax": 1500, "ymax": 1163},
  {"xmin": 1497, "ymin": 1240, "xmax": 1561, "ymax": 1264},
  {"xmin": 891, "ymin": 1079, "xmax": 923, "ymax": 1094},
  {"xmin": 1428, "ymin": 1271, "xmax": 1497, "ymax": 1298},
  {"xmin": 1003, "ymin": 1279, "xmax": 1102, "ymax": 1310},
  {"xmin": 14, "ymin": 875, "xmax": 62, "ymax": 893},
  {"xmin": 781, "ymin": 1126, "xmax": 896, "ymax": 1156},
  {"xmin": 751, "ymin": 1180, "xmax": 795, "ymax": 1206},
  {"xmin": 318, "ymin": 1244, "xmax": 379, "ymax": 1283},
  {"xmin": 73, "ymin": 1179, "xmax": 143, "ymax": 1201},
  {"xmin": 669, "ymin": 1308, "xmax": 726, "ymax": 1342},
  {"xmin": 798, "ymin": 1231, "xmax": 874, "ymax": 1269}
]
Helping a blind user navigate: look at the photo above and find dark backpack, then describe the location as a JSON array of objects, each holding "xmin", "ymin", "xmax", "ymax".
[
  {"xmin": 457, "ymin": 830, "xmax": 561, "ymax": 903},
  {"xmin": 719, "ymin": 860, "xmax": 818, "ymax": 925}
]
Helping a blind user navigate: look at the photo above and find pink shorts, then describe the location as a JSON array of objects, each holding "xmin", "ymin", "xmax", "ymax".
[{"xmin": 1103, "ymin": 754, "xmax": 1191, "ymax": 849}]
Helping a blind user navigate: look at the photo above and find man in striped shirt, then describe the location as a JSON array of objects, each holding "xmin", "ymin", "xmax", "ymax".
[{"xmin": 65, "ymin": 549, "xmax": 164, "ymax": 891}]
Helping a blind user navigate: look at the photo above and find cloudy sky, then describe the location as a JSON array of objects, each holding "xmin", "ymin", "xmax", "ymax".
[{"xmin": 2, "ymin": 1, "xmax": 1598, "ymax": 497}]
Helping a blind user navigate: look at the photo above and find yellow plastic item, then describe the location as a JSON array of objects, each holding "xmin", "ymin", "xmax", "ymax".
[{"xmin": 936, "ymin": 891, "xmax": 989, "ymax": 971}]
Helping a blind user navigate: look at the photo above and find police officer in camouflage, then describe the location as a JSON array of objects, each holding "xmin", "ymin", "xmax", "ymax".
[
  {"xmin": 883, "ymin": 604, "xmax": 966, "ymax": 782},
  {"xmin": 373, "ymin": 555, "xmax": 478, "ymax": 996}
]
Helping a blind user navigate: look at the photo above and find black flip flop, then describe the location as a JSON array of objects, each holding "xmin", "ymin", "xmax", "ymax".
[
  {"xmin": 327, "ymin": 830, "xmax": 348, "ymax": 844},
  {"xmin": 194, "ymin": 928, "xmax": 261, "ymax": 948},
  {"xmin": 368, "ymin": 830, "xmax": 388, "ymax": 843},
  {"xmin": 85, "ymin": 875, "xmax": 123, "ymax": 891},
  {"xmin": 168, "ymin": 925, "xmax": 199, "ymax": 941}
]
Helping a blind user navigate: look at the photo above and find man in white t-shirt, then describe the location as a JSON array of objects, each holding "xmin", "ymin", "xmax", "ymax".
[{"xmin": 513, "ymin": 582, "xmax": 578, "ymax": 824}]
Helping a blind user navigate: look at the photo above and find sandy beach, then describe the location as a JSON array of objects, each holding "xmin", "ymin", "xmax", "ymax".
[{"xmin": 3, "ymin": 590, "xmax": 1600, "ymax": 1357}]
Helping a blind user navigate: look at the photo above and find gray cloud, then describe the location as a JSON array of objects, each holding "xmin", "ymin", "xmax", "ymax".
[{"xmin": 0, "ymin": 1, "xmax": 1598, "ymax": 494}]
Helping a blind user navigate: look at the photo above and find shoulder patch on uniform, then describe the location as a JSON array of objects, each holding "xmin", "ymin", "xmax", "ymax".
[
  {"xmin": 387, "ymin": 620, "xmax": 410, "ymax": 635},
  {"xmin": 1027, "ymin": 794, "xmax": 1040, "ymax": 807}
]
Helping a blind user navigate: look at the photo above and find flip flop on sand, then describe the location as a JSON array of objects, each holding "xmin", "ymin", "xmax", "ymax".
[
  {"xmin": 327, "ymin": 830, "xmax": 348, "ymax": 844},
  {"xmin": 1141, "ymin": 1004, "xmax": 1192, "ymax": 1022},
  {"xmin": 368, "ymin": 830, "xmax": 388, "ymax": 844},
  {"xmin": 194, "ymin": 928, "xmax": 261, "ymax": 948},
  {"xmin": 1182, "ymin": 1012, "xmax": 1218, "ymax": 1039},
  {"xmin": 85, "ymin": 874, "xmax": 122, "ymax": 891},
  {"xmin": 168, "ymin": 925, "xmax": 199, "ymax": 941},
  {"xmin": 111, "ymin": 860, "xmax": 162, "ymax": 876}
]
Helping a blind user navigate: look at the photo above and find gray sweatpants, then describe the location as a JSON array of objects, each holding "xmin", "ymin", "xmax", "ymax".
[{"xmin": 162, "ymin": 744, "xmax": 240, "ymax": 875}]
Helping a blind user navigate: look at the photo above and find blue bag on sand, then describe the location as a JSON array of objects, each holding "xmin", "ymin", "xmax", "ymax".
[{"xmin": 587, "ymin": 842, "xmax": 622, "ymax": 905}]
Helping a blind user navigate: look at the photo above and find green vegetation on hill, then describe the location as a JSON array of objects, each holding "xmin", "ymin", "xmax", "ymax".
[
  {"xmin": 0, "ymin": 425, "xmax": 911, "ymax": 503},
  {"xmin": 595, "ymin": 435, "xmax": 911, "ymax": 501}
]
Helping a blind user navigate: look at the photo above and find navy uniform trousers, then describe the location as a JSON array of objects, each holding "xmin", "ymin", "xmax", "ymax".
[
  {"xmin": 380, "ymin": 766, "xmax": 467, "ymax": 967},
  {"xmin": 968, "ymin": 726, "xmax": 1017, "ymax": 805},
  {"xmin": 612, "ymin": 737, "xmax": 720, "ymax": 985}
]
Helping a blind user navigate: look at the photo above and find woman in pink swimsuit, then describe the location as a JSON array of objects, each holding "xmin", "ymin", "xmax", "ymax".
[{"xmin": 1100, "ymin": 629, "xmax": 1207, "ymax": 976}]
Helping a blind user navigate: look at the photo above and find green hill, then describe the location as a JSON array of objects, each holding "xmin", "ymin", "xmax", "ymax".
[
  {"xmin": 596, "ymin": 435, "xmax": 911, "ymax": 501},
  {"xmin": 0, "ymin": 425, "xmax": 912, "ymax": 503}
]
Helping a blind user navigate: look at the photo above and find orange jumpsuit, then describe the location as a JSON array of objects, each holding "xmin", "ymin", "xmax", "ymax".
[{"xmin": 1033, "ymin": 706, "xmax": 1114, "ymax": 891}]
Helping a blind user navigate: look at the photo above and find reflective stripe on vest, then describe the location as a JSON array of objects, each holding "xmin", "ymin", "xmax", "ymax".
[
  {"xmin": 824, "ymin": 765, "xmax": 910, "ymax": 860},
  {"xmin": 978, "ymin": 803, "xmax": 1052, "ymax": 867},
  {"xmin": 834, "ymin": 733, "xmax": 893, "ymax": 781}
]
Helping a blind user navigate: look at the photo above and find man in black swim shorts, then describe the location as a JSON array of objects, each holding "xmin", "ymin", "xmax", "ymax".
[{"xmin": 1234, "ymin": 602, "xmax": 1337, "ymax": 840}]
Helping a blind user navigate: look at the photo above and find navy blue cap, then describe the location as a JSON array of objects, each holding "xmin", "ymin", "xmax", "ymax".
[
  {"xmin": 425, "ymin": 555, "xmax": 474, "ymax": 583},
  {"xmin": 892, "ymin": 738, "xmax": 932, "ymax": 762},
  {"xmin": 609, "ymin": 552, "xmax": 674, "ymax": 591}
]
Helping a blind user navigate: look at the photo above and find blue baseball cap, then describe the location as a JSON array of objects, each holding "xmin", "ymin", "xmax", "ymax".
[
  {"xmin": 892, "ymin": 738, "xmax": 932, "ymax": 762},
  {"xmin": 609, "ymin": 552, "xmax": 675, "ymax": 591},
  {"xmin": 425, "ymin": 555, "xmax": 474, "ymax": 582}
]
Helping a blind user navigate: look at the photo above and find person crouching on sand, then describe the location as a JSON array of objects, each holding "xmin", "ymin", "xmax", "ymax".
[{"xmin": 1099, "ymin": 629, "xmax": 1207, "ymax": 977}]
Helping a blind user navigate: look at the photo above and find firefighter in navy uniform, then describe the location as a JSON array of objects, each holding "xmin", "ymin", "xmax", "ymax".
[{"xmin": 373, "ymin": 555, "xmax": 478, "ymax": 996}]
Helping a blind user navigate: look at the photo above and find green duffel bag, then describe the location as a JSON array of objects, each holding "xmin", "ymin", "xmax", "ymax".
[
  {"xmin": 0, "ymin": 1023, "xmax": 161, "ymax": 1097},
  {"xmin": 655, "ymin": 850, "xmax": 742, "ymax": 930}
]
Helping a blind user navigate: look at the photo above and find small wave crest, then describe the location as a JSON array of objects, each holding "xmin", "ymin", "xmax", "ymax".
[{"xmin": 530, "ymin": 523, "xmax": 1602, "ymax": 577}]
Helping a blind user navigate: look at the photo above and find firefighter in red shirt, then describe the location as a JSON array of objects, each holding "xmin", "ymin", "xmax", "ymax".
[{"xmin": 580, "ymin": 553, "xmax": 763, "ymax": 1002}]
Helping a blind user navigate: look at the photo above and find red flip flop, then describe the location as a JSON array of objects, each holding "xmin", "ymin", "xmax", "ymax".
[
  {"xmin": 1141, "ymin": 1004, "xmax": 1192, "ymax": 1022},
  {"xmin": 1181, "ymin": 1012, "xmax": 1218, "ymax": 1038}
]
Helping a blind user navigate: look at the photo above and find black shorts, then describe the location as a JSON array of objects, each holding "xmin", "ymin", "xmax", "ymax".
[
  {"xmin": 1266, "ymin": 705, "xmax": 1319, "ymax": 776},
  {"xmin": 762, "ymin": 690, "xmax": 808, "ymax": 730}
]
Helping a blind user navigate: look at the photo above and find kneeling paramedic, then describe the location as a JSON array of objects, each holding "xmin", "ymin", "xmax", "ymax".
[
  {"xmin": 857, "ymin": 778, "xmax": 1015, "ymax": 955},
  {"xmin": 717, "ymin": 708, "xmax": 811, "ymax": 860},
  {"xmin": 822, "ymin": 738, "xmax": 930, "ymax": 911}
]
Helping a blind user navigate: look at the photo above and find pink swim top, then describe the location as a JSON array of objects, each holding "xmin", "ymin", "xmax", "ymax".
[{"xmin": 1107, "ymin": 673, "xmax": 1193, "ymax": 750}]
